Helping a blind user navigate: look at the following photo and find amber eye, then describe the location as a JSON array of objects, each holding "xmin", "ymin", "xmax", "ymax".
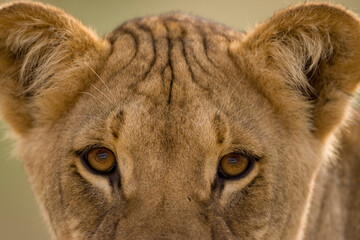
[
  {"xmin": 83, "ymin": 147, "xmax": 116, "ymax": 174},
  {"xmin": 218, "ymin": 153, "xmax": 254, "ymax": 179}
]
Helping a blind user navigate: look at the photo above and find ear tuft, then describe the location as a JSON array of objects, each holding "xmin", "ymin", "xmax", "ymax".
[
  {"xmin": 232, "ymin": 3, "xmax": 360, "ymax": 142},
  {"xmin": 0, "ymin": 2, "xmax": 110, "ymax": 136}
]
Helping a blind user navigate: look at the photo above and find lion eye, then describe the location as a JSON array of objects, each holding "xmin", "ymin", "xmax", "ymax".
[
  {"xmin": 83, "ymin": 147, "xmax": 116, "ymax": 174},
  {"xmin": 218, "ymin": 153, "xmax": 254, "ymax": 179}
]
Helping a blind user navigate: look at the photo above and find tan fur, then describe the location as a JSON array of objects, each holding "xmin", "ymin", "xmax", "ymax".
[{"xmin": 0, "ymin": 1, "xmax": 359, "ymax": 239}]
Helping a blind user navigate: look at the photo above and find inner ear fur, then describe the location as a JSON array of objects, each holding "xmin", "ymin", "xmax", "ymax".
[
  {"xmin": 0, "ymin": 2, "xmax": 109, "ymax": 136},
  {"xmin": 231, "ymin": 3, "xmax": 360, "ymax": 142}
]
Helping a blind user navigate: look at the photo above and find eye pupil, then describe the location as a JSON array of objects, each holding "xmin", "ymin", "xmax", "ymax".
[
  {"xmin": 97, "ymin": 152, "xmax": 109, "ymax": 160},
  {"xmin": 228, "ymin": 158, "xmax": 238, "ymax": 164}
]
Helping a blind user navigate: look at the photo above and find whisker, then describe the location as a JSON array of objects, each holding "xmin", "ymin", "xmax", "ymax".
[
  {"xmin": 84, "ymin": 62, "xmax": 112, "ymax": 95},
  {"xmin": 228, "ymin": 106, "xmax": 252, "ymax": 122},
  {"xmin": 91, "ymin": 84, "xmax": 114, "ymax": 104},
  {"xmin": 225, "ymin": 80, "xmax": 233, "ymax": 95},
  {"xmin": 79, "ymin": 91, "xmax": 110, "ymax": 111},
  {"xmin": 228, "ymin": 76, "xmax": 243, "ymax": 100}
]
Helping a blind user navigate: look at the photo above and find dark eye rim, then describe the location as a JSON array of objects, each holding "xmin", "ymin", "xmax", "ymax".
[
  {"xmin": 217, "ymin": 153, "xmax": 256, "ymax": 180},
  {"xmin": 81, "ymin": 147, "xmax": 117, "ymax": 175}
]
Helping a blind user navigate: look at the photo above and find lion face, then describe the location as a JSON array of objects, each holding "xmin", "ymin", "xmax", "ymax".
[{"xmin": 0, "ymin": 2, "xmax": 359, "ymax": 239}]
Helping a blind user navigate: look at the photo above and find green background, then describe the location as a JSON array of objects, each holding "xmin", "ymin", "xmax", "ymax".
[{"xmin": 0, "ymin": 0, "xmax": 359, "ymax": 239}]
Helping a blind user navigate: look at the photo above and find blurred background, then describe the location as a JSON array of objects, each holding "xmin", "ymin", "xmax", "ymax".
[{"xmin": 0, "ymin": 0, "xmax": 359, "ymax": 239}]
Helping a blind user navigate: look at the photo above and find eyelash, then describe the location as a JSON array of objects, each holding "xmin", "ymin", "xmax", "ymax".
[
  {"xmin": 224, "ymin": 148, "xmax": 261, "ymax": 161},
  {"xmin": 74, "ymin": 144, "xmax": 102, "ymax": 157}
]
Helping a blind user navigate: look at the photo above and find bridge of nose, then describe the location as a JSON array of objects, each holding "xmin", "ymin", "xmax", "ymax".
[
  {"xmin": 115, "ymin": 120, "xmax": 214, "ymax": 239},
  {"xmin": 119, "ymin": 99, "xmax": 218, "ymax": 200},
  {"xmin": 111, "ymin": 93, "xmax": 221, "ymax": 239},
  {"xmin": 116, "ymin": 177, "xmax": 213, "ymax": 240},
  {"xmin": 130, "ymin": 143, "xmax": 210, "ymax": 206}
]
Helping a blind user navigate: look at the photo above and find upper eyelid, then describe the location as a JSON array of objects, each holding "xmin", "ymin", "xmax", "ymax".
[
  {"xmin": 236, "ymin": 149, "xmax": 262, "ymax": 161},
  {"xmin": 222, "ymin": 147, "xmax": 262, "ymax": 161},
  {"xmin": 74, "ymin": 146, "xmax": 262, "ymax": 162},
  {"xmin": 73, "ymin": 144, "xmax": 104, "ymax": 157}
]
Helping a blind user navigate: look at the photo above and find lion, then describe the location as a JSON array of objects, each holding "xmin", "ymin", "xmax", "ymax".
[{"xmin": 0, "ymin": 1, "xmax": 359, "ymax": 239}]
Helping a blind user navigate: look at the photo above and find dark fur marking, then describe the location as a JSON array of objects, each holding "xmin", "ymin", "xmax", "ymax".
[
  {"xmin": 192, "ymin": 48, "xmax": 212, "ymax": 76},
  {"xmin": 211, "ymin": 176, "xmax": 225, "ymax": 193},
  {"xmin": 193, "ymin": 24, "xmax": 233, "ymax": 87},
  {"xmin": 109, "ymin": 168, "xmax": 121, "ymax": 189},
  {"xmin": 110, "ymin": 218, "xmax": 121, "ymax": 239},
  {"xmin": 212, "ymin": 114, "xmax": 226, "ymax": 144},
  {"xmin": 137, "ymin": 23, "xmax": 157, "ymax": 81},
  {"xmin": 116, "ymin": 110, "xmax": 125, "ymax": 123},
  {"xmin": 161, "ymin": 64, "xmax": 169, "ymax": 91},
  {"xmin": 193, "ymin": 24, "xmax": 221, "ymax": 70},
  {"xmin": 110, "ymin": 110, "xmax": 125, "ymax": 139},
  {"xmin": 112, "ymin": 131, "xmax": 119, "ymax": 139},
  {"xmin": 158, "ymin": 21, "xmax": 171, "ymax": 89},
  {"xmin": 119, "ymin": 28, "xmax": 139, "ymax": 70},
  {"xmin": 106, "ymin": 29, "xmax": 139, "ymax": 81},
  {"xmin": 180, "ymin": 37, "xmax": 195, "ymax": 79},
  {"xmin": 164, "ymin": 23, "xmax": 174, "ymax": 105},
  {"xmin": 196, "ymin": 25, "xmax": 220, "ymax": 69},
  {"xmin": 181, "ymin": 36, "xmax": 210, "ymax": 93}
]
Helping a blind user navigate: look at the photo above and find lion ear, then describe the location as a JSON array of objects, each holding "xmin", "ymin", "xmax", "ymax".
[
  {"xmin": 231, "ymin": 3, "xmax": 360, "ymax": 142},
  {"xmin": 0, "ymin": 2, "xmax": 109, "ymax": 136}
]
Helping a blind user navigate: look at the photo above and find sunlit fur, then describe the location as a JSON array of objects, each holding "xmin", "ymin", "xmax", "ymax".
[{"xmin": 0, "ymin": 1, "xmax": 359, "ymax": 239}]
